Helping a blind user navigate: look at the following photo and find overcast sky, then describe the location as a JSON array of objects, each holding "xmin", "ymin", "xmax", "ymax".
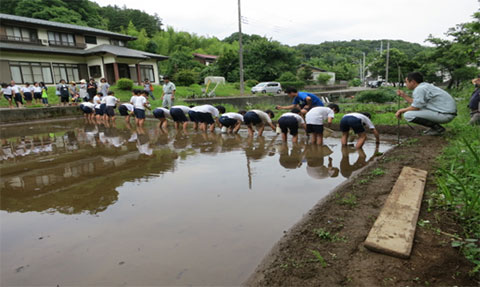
[{"xmin": 95, "ymin": 0, "xmax": 479, "ymax": 46}]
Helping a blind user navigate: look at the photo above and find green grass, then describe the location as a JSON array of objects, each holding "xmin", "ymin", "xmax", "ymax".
[
  {"xmin": 427, "ymin": 87, "xmax": 480, "ymax": 275},
  {"xmin": 313, "ymin": 228, "xmax": 347, "ymax": 242}
]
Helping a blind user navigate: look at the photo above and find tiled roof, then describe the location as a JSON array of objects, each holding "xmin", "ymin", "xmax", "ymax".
[
  {"xmin": 0, "ymin": 42, "xmax": 168, "ymax": 60},
  {"xmin": 0, "ymin": 13, "xmax": 135, "ymax": 40},
  {"xmin": 193, "ymin": 53, "xmax": 219, "ymax": 60}
]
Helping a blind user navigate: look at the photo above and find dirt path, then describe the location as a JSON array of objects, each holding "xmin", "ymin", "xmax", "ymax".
[{"xmin": 246, "ymin": 132, "xmax": 479, "ymax": 286}]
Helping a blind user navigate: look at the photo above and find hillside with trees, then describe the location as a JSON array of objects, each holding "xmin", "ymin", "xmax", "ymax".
[{"xmin": 1, "ymin": 0, "xmax": 478, "ymax": 87}]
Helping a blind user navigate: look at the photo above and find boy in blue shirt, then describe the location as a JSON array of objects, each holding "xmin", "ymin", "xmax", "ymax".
[{"xmin": 276, "ymin": 87, "xmax": 324, "ymax": 115}]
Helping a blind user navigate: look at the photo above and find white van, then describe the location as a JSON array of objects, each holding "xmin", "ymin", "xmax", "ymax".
[{"xmin": 251, "ymin": 82, "xmax": 282, "ymax": 94}]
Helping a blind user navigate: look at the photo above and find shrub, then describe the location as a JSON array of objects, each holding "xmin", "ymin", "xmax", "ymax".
[
  {"xmin": 277, "ymin": 72, "xmax": 297, "ymax": 82},
  {"xmin": 245, "ymin": 79, "xmax": 258, "ymax": 87},
  {"xmin": 279, "ymin": 81, "xmax": 305, "ymax": 90},
  {"xmin": 116, "ymin": 78, "xmax": 134, "ymax": 90},
  {"xmin": 233, "ymin": 82, "xmax": 241, "ymax": 89},
  {"xmin": 356, "ymin": 88, "xmax": 396, "ymax": 103},
  {"xmin": 349, "ymin": 78, "xmax": 362, "ymax": 87},
  {"xmin": 317, "ymin": 73, "xmax": 332, "ymax": 85},
  {"xmin": 175, "ymin": 69, "xmax": 199, "ymax": 86}
]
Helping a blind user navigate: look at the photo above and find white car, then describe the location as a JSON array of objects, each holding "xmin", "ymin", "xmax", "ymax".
[{"xmin": 251, "ymin": 82, "xmax": 282, "ymax": 94}]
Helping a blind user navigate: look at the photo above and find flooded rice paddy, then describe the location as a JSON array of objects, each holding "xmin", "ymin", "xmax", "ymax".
[{"xmin": 0, "ymin": 120, "xmax": 394, "ymax": 286}]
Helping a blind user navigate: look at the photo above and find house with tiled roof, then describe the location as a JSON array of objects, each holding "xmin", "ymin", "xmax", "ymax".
[
  {"xmin": 193, "ymin": 53, "xmax": 218, "ymax": 66},
  {"xmin": 0, "ymin": 13, "xmax": 168, "ymax": 85}
]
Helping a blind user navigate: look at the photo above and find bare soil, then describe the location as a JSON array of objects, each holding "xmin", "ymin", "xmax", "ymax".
[{"xmin": 246, "ymin": 129, "xmax": 480, "ymax": 286}]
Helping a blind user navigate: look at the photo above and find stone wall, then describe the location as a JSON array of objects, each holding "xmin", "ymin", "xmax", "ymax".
[{"xmin": 0, "ymin": 106, "xmax": 82, "ymax": 125}]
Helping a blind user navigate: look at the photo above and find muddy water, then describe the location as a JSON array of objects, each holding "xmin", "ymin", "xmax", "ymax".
[{"xmin": 0, "ymin": 120, "xmax": 394, "ymax": 286}]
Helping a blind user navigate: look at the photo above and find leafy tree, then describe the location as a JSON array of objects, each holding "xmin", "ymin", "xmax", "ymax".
[
  {"xmin": 175, "ymin": 69, "xmax": 199, "ymax": 86},
  {"xmin": 317, "ymin": 73, "xmax": 332, "ymax": 85},
  {"xmin": 277, "ymin": 72, "xmax": 297, "ymax": 82},
  {"xmin": 298, "ymin": 66, "xmax": 313, "ymax": 83}
]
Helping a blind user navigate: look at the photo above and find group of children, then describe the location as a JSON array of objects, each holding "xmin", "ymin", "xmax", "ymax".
[
  {"xmin": 1, "ymin": 80, "xmax": 49, "ymax": 108},
  {"xmin": 78, "ymin": 88, "xmax": 381, "ymax": 149}
]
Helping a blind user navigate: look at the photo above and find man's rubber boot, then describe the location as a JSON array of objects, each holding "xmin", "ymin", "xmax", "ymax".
[{"xmin": 410, "ymin": 117, "xmax": 445, "ymax": 136}]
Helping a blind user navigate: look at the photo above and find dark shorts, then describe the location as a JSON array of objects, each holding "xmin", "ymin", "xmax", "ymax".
[
  {"xmin": 42, "ymin": 98, "xmax": 48, "ymax": 104},
  {"xmin": 219, "ymin": 116, "xmax": 238, "ymax": 128},
  {"xmin": 24, "ymin": 92, "xmax": 32, "ymax": 101},
  {"xmin": 81, "ymin": 105, "xmax": 93, "ymax": 114},
  {"xmin": 106, "ymin": 106, "xmax": 115, "ymax": 117},
  {"xmin": 4, "ymin": 94, "xmax": 12, "ymax": 101},
  {"xmin": 153, "ymin": 109, "xmax": 166, "ymax": 119},
  {"xmin": 118, "ymin": 105, "xmax": 129, "ymax": 116},
  {"xmin": 306, "ymin": 124, "xmax": 324, "ymax": 134},
  {"xmin": 60, "ymin": 95, "xmax": 69, "ymax": 103},
  {"xmin": 14, "ymin": 93, "xmax": 23, "ymax": 104},
  {"xmin": 340, "ymin": 116, "xmax": 365, "ymax": 134},
  {"xmin": 170, "ymin": 108, "xmax": 188, "ymax": 122},
  {"xmin": 34, "ymin": 92, "xmax": 42, "ymax": 100},
  {"xmin": 100, "ymin": 103, "xmax": 107, "ymax": 114},
  {"xmin": 134, "ymin": 108, "xmax": 146, "ymax": 119},
  {"xmin": 188, "ymin": 111, "xmax": 199, "ymax": 122},
  {"xmin": 95, "ymin": 108, "xmax": 103, "ymax": 115},
  {"xmin": 278, "ymin": 116, "xmax": 299, "ymax": 136},
  {"xmin": 243, "ymin": 111, "xmax": 262, "ymax": 125},
  {"xmin": 196, "ymin": 112, "xmax": 214, "ymax": 124}
]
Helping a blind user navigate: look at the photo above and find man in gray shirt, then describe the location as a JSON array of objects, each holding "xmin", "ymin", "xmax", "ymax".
[
  {"xmin": 396, "ymin": 72, "xmax": 457, "ymax": 136},
  {"xmin": 162, "ymin": 75, "xmax": 176, "ymax": 108}
]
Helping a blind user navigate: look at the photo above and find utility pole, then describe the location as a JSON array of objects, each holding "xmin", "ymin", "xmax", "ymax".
[
  {"xmin": 385, "ymin": 41, "xmax": 390, "ymax": 83},
  {"xmin": 362, "ymin": 52, "xmax": 366, "ymax": 86},
  {"xmin": 380, "ymin": 40, "xmax": 383, "ymax": 55},
  {"xmin": 238, "ymin": 0, "xmax": 245, "ymax": 96}
]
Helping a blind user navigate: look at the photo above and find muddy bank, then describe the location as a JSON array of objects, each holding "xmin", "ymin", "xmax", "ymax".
[{"xmin": 246, "ymin": 135, "xmax": 479, "ymax": 286}]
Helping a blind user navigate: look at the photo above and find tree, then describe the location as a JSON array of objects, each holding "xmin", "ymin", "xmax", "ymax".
[
  {"xmin": 369, "ymin": 48, "xmax": 411, "ymax": 85},
  {"xmin": 277, "ymin": 72, "xmax": 297, "ymax": 82},
  {"xmin": 298, "ymin": 66, "xmax": 313, "ymax": 82},
  {"xmin": 427, "ymin": 12, "xmax": 480, "ymax": 88}
]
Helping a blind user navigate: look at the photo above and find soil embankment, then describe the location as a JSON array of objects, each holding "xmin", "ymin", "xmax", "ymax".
[{"xmin": 246, "ymin": 131, "xmax": 479, "ymax": 286}]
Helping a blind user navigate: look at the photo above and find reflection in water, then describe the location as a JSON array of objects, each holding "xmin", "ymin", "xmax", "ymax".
[
  {"xmin": 0, "ymin": 120, "xmax": 394, "ymax": 286},
  {"xmin": 0, "ymin": 121, "xmax": 385, "ymax": 214}
]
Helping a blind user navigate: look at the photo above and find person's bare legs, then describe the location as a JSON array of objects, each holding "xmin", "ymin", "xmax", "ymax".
[
  {"xmin": 209, "ymin": 124, "xmax": 215, "ymax": 133},
  {"xmin": 183, "ymin": 122, "xmax": 189, "ymax": 133},
  {"xmin": 257, "ymin": 124, "xmax": 265, "ymax": 137},
  {"xmin": 247, "ymin": 124, "xmax": 254, "ymax": 137},
  {"xmin": 174, "ymin": 122, "xmax": 179, "ymax": 130},
  {"xmin": 316, "ymin": 133, "xmax": 323, "ymax": 145},
  {"xmin": 341, "ymin": 132, "xmax": 349, "ymax": 146},
  {"xmin": 281, "ymin": 132, "xmax": 287, "ymax": 142},
  {"xmin": 292, "ymin": 134, "xmax": 298, "ymax": 143},
  {"xmin": 356, "ymin": 132, "xmax": 367, "ymax": 149}
]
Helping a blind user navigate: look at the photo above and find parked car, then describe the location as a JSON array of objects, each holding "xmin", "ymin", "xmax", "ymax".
[
  {"xmin": 368, "ymin": 80, "xmax": 384, "ymax": 88},
  {"xmin": 251, "ymin": 82, "xmax": 282, "ymax": 94}
]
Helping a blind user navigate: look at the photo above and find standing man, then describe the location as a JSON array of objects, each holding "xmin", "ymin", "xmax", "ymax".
[
  {"xmin": 143, "ymin": 79, "xmax": 155, "ymax": 100},
  {"xmin": 162, "ymin": 76, "xmax": 176, "ymax": 108},
  {"xmin": 396, "ymin": 72, "xmax": 457, "ymax": 136},
  {"xmin": 87, "ymin": 78, "xmax": 98, "ymax": 100},
  {"xmin": 276, "ymin": 87, "xmax": 324, "ymax": 115},
  {"xmin": 469, "ymin": 74, "xmax": 480, "ymax": 125}
]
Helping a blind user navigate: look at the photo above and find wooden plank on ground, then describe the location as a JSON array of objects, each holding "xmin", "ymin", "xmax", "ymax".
[{"xmin": 364, "ymin": 166, "xmax": 428, "ymax": 259}]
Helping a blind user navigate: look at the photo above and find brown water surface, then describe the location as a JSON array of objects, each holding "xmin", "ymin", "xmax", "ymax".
[{"xmin": 0, "ymin": 120, "xmax": 394, "ymax": 286}]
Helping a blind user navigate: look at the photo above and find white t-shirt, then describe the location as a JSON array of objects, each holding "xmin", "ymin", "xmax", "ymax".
[
  {"xmin": 1, "ymin": 87, "xmax": 12, "ymax": 95},
  {"xmin": 122, "ymin": 103, "xmax": 134, "ymax": 112},
  {"xmin": 155, "ymin": 107, "xmax": 171, "ymax": 118},
  {"xmin": 105, "ymin": 95, "xmax": 118, "ymax": 107},
  {"xmin": 134, "ymin": 96, "xmax": 147, "ymax": 110},
  {"xmin": 306, "ymin": 107, "xmax": 335, "ymax": 125},
  {"xmin": 130, "ymin": 95, "xmax": 138, "ymax": 105},
  {"xmin": 171, "ymin": 105, "xmax": 191, "ymax": 114},
  {"xmin": 192, "ymin": 105, "xmax": 219, "ymax": 117},
  {"xmin": 33, "ymin": 86, "xmax": 42, "ymax": 93},
  {"xmin": 280, "ymin": 112, "xmax": 305, "ymax": 125},
  {"xmin": 11, "ymin": 85, "xmax": 20, "ymax": 94},
  {"xmin": 81, "ymin": 102, "xmax": 95, "ymax": 109},
  {"xmin": 93, "ymin": 95, "xmax": 101, "ymax": 109},
  {"xmin": 100, "ymin": 96, "xmax": 107, "ymax": 104},
  {"xmin": 251, "ymin": 110, "xmax": 272, "ymax": 124},
  {"xmin": 344, "ymin": 113, "xmax": 375, "ymax": 129},
  {"xmin": 22, "ymin": 87, "xmax": 33, "ymax": 93},
  {"xmin": 222, "ymin": 112, "xmax": 244, "ymax": 122}
]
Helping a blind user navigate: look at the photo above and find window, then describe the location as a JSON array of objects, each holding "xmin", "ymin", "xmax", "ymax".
[
  {"xmin": 52, "ymin": 63, "xmax": 80, "ymax": 83},
  {"xmin": 9, "ymin": 62, "xmax": 53, "ymax": 84},
  {"xmin": 85, "ymin": 35, "xmax": 97, "ymax": 44},
  {"xmin": 140, "ymin": 65, "xmax": 155, "ymax": 82},
  {"xmin": 110, "ymin": 39, "xmax": 125, "ymax": 47},
  {"xmin": 48, "ymin": 31, "xmax": 76, "ymax": 47},
  {"xmin": 5, "ymin": 26, "xmax": 38, "ymax": 43},
  {"xmin": 89, "ymin": 65, "xmax": 102, "ymax": 78}
]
